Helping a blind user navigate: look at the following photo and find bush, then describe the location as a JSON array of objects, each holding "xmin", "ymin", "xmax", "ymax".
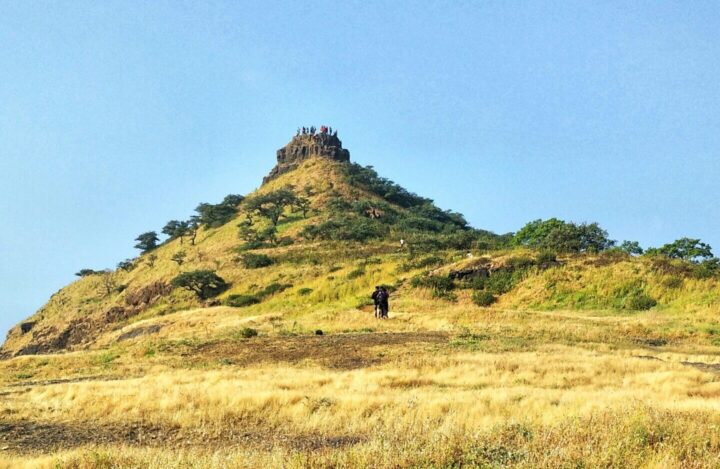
[
  {"xmin": 399, "ymin": 255, "xmax": 444, "ymax": 272},
  {"xmin": 301, "ymin": 215, "xmax": 389, "ymax": 242},
  {"xmin": 472, "ymin": 290, "xmax": 496, "ymax": 307},
  {"xmin": 661, "ymin": 276, "xmax": 683, "ymax": 289},
  {"xmin": 536, "ymin": 251, "xmax": 557, "ymax": 265},
  {"xmin": 260, "ymin": 283, "xmax": 292, "ymax": 296},
  {"xmin": 347, "ymin": 267, "xmax": 366, "ymax": 279},
  {"xmin": 171, "ymin": 270, "xmax": 229, "ymax": 300},
  {"xmin": 240, "ymin": 253, "xmax": 274, "ymax": 269},
  {"xmin": 693, "ymin": 258, "xmax": 720, "ymax": 279},
  {"xmin": 486, "ymin": 270, "xmax": 516, "ymax": 295},
  {"xmin": 505, "ymin": 255, "xmax": 535, "ymax": 270},
  {"xmin": 411, "ymin": 275, "xmax": 455, "ymax": 300},
  {"xmin": 237, "ymin": 327, "xmax": 258, "ymax": 338},
  {"xmin": 224, "ymin": 294, "xmax": 260, "ymax": 307},
  {"xmin": 298, "ymin": 287, "xmax": 313, "ymax": 296},
  {"xmin": 624, "ymin": 292, "xmax": 657, "ymax": 311}
]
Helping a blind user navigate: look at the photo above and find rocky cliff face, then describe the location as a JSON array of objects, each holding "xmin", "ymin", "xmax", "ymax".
[{"xmin": 263, "ymin": 132, "xmax": 350, "ymax": 184}]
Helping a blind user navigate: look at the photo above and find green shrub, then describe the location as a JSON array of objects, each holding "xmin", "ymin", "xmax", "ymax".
[
  {"xmin": 536, "ymin": 251, "xmax": 557, "ymax": 265},
  {"xmin": 301, "ymin": 215, "xmax": 389, "ymax": 242},
  {"xmin": 472, "ymin": 290, "xmax": 496, "ymax": 307},
  {"xmin": 240, "ymin": 253, "xmax": 274, "ymax": 269},
  {"xmin": 693, "ymin": 258, "xmax": 720, "ymax": 279},
  {"xmin": 347, "ymin": 267, "xmax": 366, "ymax": 279},
  {"xmin": 411, "ymin": 274, "xmax": 455, "ymax": 300},
  {"xmin": 224, "ymin": 294, "xmax": 260, "ymax": 307},
  {"xmin": 661, "ymin": 276, "xmax": 683, "ymax": 289},
  {"xmin": 260, "ymin": 283, "xmax": 292, "ymax": 296},
  {"xmin": 277, "ymin": 236, "xmax": 294, "ymax": 246},
  {"xmin": 298, "ymin": 287, "xmax": 313, "ymax": 296},
  {"xmin": 505, "ymin": 256, "xmax": 534, "ymax": 270},
  {"xmin": 624, "ymin": 293, "xmax": 657, "ymax": 311},
  {"xmin": 411, "ymin": 274, "xmax": 454, "ymax": 292},
  {"xmin": 400, "ymin": 255, "xmax": 444, "ymax": 272},
  {"xmin": 238, "ymin": 327, "xmax": 258, "ymax": 338},
  {"xmin": 486, "ymin": 270, "xmax": 516, "ymax": 295},
  {"xmin": 171, "ymin": 270, "xmax": 229, "ymax": 300}
]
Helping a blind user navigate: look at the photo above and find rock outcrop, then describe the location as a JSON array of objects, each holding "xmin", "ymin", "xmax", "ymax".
[{"xmin": 263, "ymin": 131, "xmax": 350, "ymax": 184}]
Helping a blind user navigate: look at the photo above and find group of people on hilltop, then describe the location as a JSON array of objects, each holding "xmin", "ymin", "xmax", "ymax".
[
  {"xmin": 371, "ymin": 286, "xmax": 390, "ymax": 319},
  {"xmin": 297, "ymin": 125, "xmax": 337, "ymax": 137}
]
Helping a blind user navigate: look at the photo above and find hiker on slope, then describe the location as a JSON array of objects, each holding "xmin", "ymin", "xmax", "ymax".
[
  {"xmin": 371, "ymin": 286, "xmax": 382, "ymax": 319},
  {"xmin": 379, "ymin": 286, "xmax": 390, "ymax": 319}
]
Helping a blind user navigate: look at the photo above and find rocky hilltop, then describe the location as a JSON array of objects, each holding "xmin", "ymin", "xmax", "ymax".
[{"xmin": 263, "ymin": 128, "xmax": 349, "ymax": 184}]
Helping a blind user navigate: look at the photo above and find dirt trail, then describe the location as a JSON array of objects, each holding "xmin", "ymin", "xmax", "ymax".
[
  {"xmin": 0, "ymin": 419, "xmax": 364, "ymax": 455},
  {"xmin": 186, "ymin": 331, "xmax": 449, "ymax": 370}
]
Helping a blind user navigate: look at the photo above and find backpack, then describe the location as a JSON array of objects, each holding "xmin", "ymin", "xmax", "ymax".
[{"xmin": 377, "ymin": 290, "xmax": 388, "ymax": 303}]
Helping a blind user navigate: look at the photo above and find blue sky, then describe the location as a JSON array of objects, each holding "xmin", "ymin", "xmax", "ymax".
[{"xmin": 1, "ymin": 1, "xmax": 719, "ymax": 340}]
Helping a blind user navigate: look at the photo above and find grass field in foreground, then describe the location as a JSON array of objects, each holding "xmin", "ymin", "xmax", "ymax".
[{"xmin": 3, "ymin": 300, "xmax": 720, "ymax": 468}]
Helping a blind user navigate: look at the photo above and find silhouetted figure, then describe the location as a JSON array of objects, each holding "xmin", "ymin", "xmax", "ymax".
[
  {"xmin": 379, "ymin": 287, "xmax": 390, "ymax": 319},
  {"xmin": 371, "ymin": 286, "xmax": 382, "ymax": 319}
]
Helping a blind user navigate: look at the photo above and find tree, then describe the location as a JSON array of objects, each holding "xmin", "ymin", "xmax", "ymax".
[
  {"xmin": 293, "ymin": 196, "xmax": 312, "ymax": 218},
  {"xmin": 513, "ymin": 219, "xmax": 614, "ymax": 253},
  {"xmin": 100, "ymin": 270, "xmax": 117, "ymax": 296},
  {"xmin": 618, "ymin": 240, "xmax": 643, "ymax": 256},
  {"xmin": 656, "ymin": 238, "xmax": 713, "ymax": 263},
  {"xmin": 146, "ymin": 253, "xmax": 158, "ymax": 268},
  {"xmin": 514, "ymin": 219, "xmax": 567, "ymax": 248},
  {"xmin": 195, "ymin": 194, "xmax": 244, "ymax": 228},
  {"xmin": 134, "ymin": 231, "xmax": 159, "ymax": 253},
  {"xmin": 188, "ymin": 216, "xmax": 200, "ymax": 245},
  {"xmin": 171, "ymin": 270, "xmax": 229, "ymax": 300},
  {"xmin": 75, "ymin": 269, "xmax": 102, "ymax": 277},
  {"xmin": 117, "ymin": 259, "xmax": 136, "ymax": 272},
  {"xmin": 244, "ymin": 188, "xmax": 297, "ymax": 226},
  {"xmin": 171, "ymin": 250, "xmax": 187, "ymax": 266},
  {"xmin": 162, "ymin": 220, "xmax": 190, "ymax": 244}
]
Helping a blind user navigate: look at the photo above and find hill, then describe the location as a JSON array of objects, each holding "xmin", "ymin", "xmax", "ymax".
[{"xmin": 2, "ymin": 129, "xmax": 720, "ymax": 468}]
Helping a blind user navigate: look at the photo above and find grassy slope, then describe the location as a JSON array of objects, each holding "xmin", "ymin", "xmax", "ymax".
[{"xmin": 2, "ymin": 157, "xmax": 720, "ymax": 467}]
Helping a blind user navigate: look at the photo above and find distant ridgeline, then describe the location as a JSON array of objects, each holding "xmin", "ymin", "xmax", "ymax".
[{"xmin": 263, "ymin": 125, "xmax": 350, "ymax": 184}]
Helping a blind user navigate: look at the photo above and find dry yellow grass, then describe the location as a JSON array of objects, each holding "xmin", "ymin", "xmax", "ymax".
[
  {"xmin": 4, "ymin": 159, "xmax": 720, "ymax": 467},
  {"xmin": 3, "ymin": 303, "xmax": 720, "ymax": 467}
]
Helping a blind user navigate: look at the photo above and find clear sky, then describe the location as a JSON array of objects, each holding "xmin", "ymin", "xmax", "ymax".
[{"xmin": 1, "ymin": 1, "xmax": 719, "ymax": 340}]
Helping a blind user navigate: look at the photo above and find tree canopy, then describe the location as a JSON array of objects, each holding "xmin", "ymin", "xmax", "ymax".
[
  {"xmin": 162, "ymin": 220, "xmax": 190, "ymax": 242},
  {"xmin": 651, "ymin": 238, "xmax": 714, "ymax": 263},
  {"xmin": 134, "ymin": 231, "xmax": 159, "ymax": 253},
  {"xmin": 171, "ymin": 270, "xmax": 229, "ymax": 300},
  {"xmin": 513, "ymin": 219, "xmax": 614, "ymax": 253},
  {"xmin": 243, "ymin": 188, "xmax": 297, "ymax": 226},
  {"xmin": 195, "ymin": 194, "xmax": 244, "ymax": 228}
]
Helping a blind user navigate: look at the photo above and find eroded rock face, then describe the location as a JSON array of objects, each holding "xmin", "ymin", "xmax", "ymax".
[
  {"xmin": 1, "ymin": 281, "xmax": 173, "ymax": 358},
  {"xmin": 263, "ymin": 132, "xmax": 350, "ymax": 184}
]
